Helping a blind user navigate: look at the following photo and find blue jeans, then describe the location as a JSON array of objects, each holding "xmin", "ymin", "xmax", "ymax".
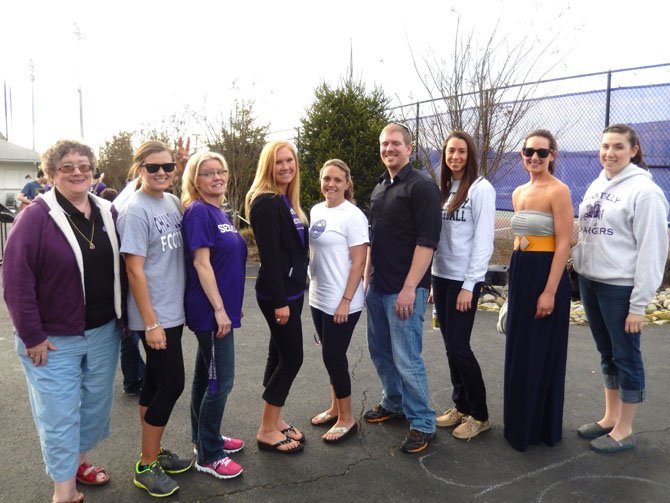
[
  {"xmin": 579, "ymin": 276, "xmax": 645, "ymax": 403},
  {"xmin": 366, "ymin": 285, "xmax": 435, "ymax": 433},
  {"xmin": 16, "ymin": 319, "xmax": 121, "ymax": 482},
  {"xmin": 190, "ymin": 330, "xmax": 235, "ymax": 464},
  {"xmin": 120, "ymin": 331, "xmax": 145, "ymax": 393}
]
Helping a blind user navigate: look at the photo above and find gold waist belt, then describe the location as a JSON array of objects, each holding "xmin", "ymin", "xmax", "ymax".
[{"xmin": 513, "ymin": 235, "xmax": 556, "ymax": 252}]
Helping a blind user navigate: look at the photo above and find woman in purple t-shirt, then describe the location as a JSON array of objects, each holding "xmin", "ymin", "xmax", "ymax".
[{"xmin": 181, "ymin": 151, "xmax": 247, "ymax": 479}]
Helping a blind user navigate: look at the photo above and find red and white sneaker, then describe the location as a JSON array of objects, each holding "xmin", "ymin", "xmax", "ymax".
[
  {"xmin": 195, "ymin": 457, "xmax": 243, "ymax": 480},
  {"xmin": 193, "ymin": 435, "xmax": 245, "ymax": 456}
]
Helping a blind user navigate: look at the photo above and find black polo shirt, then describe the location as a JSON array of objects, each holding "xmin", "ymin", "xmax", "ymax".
[
  {"xmin": 56, "ymin": 189, "xmax": 116, "ymax": 329},
  {"xmin": 369, "ymin": 164, "xmax": 441, "ymax": 294}
]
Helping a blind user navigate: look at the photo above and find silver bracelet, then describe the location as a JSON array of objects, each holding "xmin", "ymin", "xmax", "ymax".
[{"xmin": 145, "ymin": 321, "xmax": 161, "ymax": 332}]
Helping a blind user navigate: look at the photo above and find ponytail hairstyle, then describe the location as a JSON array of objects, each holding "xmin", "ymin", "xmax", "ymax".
[
  {"xmin": 523, "ymin": 129, "xmax": 558, "ymax": 174},
  {"xmin": 602, "ymin": 124, "xmax": 645, "ymax": 167},
  {"xmin": 320, "ymin": 159, "xmax": 354, "ymax": 202},
  {"xmin": 128, "ymin": 140, "xmax": 173, "ymax": 188}
]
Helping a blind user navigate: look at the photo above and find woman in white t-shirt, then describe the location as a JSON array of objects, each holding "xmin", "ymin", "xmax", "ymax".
[
  {"xmin": 308, "ymin": 159, "xmax": 369, "ymax": 443},
  {"xmin": 431, "ymin": 131, "xmax": 496, "ymax": 441}
]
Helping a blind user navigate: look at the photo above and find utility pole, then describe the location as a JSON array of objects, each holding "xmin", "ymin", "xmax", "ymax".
[
  {"xmin": 30, "ymin": 59, "xmax": 35, "ymax": 150},
  {"xmin": 3, "ymin": 81, "xmax": 8, "ymax": 141},
  {"xmin": 73, "ymin": 23, "xmax": 84, "ymax": 139}
]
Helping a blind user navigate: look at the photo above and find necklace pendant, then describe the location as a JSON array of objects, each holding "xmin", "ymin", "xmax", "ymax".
[{"xmin": 89, "ymin": 243, "xmax": 95, "ymax": 250}]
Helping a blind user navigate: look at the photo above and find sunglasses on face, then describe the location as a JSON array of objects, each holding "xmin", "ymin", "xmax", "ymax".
[
  {"xmin": 142, "ymin": 163, "xmax": 176, "ymax": 173},
  {"xmin": 522, "ymin": 148, "xmax": 552, "ymax": 158}
]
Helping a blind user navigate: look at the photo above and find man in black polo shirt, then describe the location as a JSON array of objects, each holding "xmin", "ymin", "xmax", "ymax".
[{"xmin": 364, "ymin": 122, "xmax": 441, "ymax": 453}]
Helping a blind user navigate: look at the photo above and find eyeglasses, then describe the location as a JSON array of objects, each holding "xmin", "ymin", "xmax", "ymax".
[
  {"xmin": 57, "ymin": 163, "xmax": 93, "ymax": 173},
  {"xmin": 142, "ymin": 163, "xmax": 176, "ymax": 173},
  {"xmin": 197, "ymin": 169, "xmax": 228, "ymax": 178},
  {"xmin": 522, "ymin": 148, "xmax": 552, "ymax": 158}
]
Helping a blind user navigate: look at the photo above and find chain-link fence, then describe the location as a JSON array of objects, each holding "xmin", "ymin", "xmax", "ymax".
[{"xmin": 391, "ymin": 63, "xmax": 670, "ymax": 243}]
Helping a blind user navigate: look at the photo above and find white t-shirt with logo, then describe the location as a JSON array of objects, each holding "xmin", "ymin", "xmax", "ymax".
[{"xmin": 308, "ymin": 200, "xmax": 369, "ymax": 315}]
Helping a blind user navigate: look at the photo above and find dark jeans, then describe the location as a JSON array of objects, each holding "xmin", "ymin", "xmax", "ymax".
[
  {"xmin": 257, "ymin": 296, "xmax": 304, "ymax": 407},
  {"xmin": 191, "ymin": 330, "xmax": 235, "ymax": 464},
  {"xmin": 121, "ymin": 331, "xmax": 145, "ymax": 393},
  {"xmin": 432, "ymin": 276, "xmax": 488, "ymax": 421},
  {"xmin": 311, "ymin": 307, "xmax": 361, "ymax": 399},
  {"xmin": 139, "ymin": 325, "xmax": 185, "ymax": 427},
  {"xmin": 579, "ymin": 276, "xmax": 645, "ymax": 403}
]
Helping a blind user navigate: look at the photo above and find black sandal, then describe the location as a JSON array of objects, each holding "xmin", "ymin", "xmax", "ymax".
[
  {"xmin": 257, "ymin": 436, "xmax": 304, "ymax": 454},
  {"xmin": 281, "ymin": 424, "xmax": 306, "ymax": 444}
]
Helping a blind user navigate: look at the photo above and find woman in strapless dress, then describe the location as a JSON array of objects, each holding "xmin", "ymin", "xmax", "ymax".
[{"xmin": 504, "ymin": 129, "xmax": 574, "ymax": 452}]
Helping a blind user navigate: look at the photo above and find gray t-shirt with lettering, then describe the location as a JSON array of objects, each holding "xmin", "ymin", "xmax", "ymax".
[{"xmin": 118, "ymin": 190, "xmax": 185, "ymax": 331}]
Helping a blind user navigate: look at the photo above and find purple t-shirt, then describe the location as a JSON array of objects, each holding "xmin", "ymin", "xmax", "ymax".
[
  {"xmin": 281, "ymin": 195, "xmax": 305, "ymax": 247},
  {"xmin": 182, "ymin": 199, "xmax": 247, "ymax": 331}
]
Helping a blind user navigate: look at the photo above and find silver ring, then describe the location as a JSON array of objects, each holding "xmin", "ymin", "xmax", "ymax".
[{"xmin": 276, "ymin": 318, "xmax": 281, "ymax": 323}]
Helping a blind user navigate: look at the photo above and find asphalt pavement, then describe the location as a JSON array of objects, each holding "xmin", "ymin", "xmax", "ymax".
[{"xmin": 1, "ymin": 264, "xmax": 669, "ymax": 502}]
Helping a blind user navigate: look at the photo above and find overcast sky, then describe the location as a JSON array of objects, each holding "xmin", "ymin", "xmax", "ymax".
[{"xmin": 1, "ymin": 0, "xmax": 667, "ymax": 153}]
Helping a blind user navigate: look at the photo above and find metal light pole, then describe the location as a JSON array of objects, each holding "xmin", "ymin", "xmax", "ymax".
[
  {"xmin": 73, "ymin": 23, "xmax": 84, "ymax": 139},
  {"xmin": 30, "ymin": 59, "xmax": 35, "ymax": 150}
]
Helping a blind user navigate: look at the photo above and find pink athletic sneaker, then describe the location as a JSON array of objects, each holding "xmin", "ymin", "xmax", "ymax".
[
  {"xmin": 193, "ymin": 435, "xmax": 245, "ymax": 456},
  {"xmin": 195, "ymin": 457, "xmax": 243, "ymax": 480},
  {"xmin": 222, "ymin": 436, "xmax": 244, "ymax": 454}
]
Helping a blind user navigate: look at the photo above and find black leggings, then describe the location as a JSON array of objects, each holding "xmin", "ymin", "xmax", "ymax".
[
  {"xmin": 139, "ymin": 325, "xmax": 185, "ymax": 427},
  {"xmin": 257, "ymin": 297, "xmax": 304, "ymax": 407},
  {"xmin": 311, "ymin": 307, "xmax": 361, "ymax": 399}
]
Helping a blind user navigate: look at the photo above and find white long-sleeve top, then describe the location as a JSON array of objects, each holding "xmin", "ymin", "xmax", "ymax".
[
  {"xmin": 571, "ymin": 163, "xmax": 669, "ymax": 314},
  {"xmin": 432, "ymin": 177, "xmax": 496, "ymax": 291}
]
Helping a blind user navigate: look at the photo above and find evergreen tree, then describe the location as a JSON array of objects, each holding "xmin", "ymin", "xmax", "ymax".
[
  {"xmin": 97, "ymin": 131, "xmax": 134, "ymax": 191},
  {"xmin": 298, "ymin": 78, "xmax": 391, "ymax": 212}
]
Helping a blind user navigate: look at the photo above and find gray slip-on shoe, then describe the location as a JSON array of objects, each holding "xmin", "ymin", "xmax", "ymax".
[
  {"xmin": 590, "ymin": 434, "xmax": 635, "ymax": 453},
  {"xmin": 577, "ymin": 422, "xmax": 614, "ymax": 439}
]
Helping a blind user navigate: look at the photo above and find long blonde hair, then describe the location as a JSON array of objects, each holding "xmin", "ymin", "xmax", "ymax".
[
  {"xmin": 244, "ymin": 140, "xmax": 306, "ymax": 223},
  {"xmin": 181, "ymin": 151, "xmax": 229, "ymax": 209}
]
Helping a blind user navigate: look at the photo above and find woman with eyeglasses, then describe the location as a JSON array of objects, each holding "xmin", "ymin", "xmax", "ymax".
[
  {"xmin": 431, "ymin": 131, "xmax": 495, "ymax": 441},
  {"xmin": 308, "ymin": 159, "xmax": 368, "ymax": 444},
  {"xmin": 572, "ymin": 124, "xmax": 668, "ymax": 453},
  {"xmin": 117, "ymin": 140, "xmax": 191, "ymax": 497},
  {"xmin": 245, "ymin": 140, "xmax": 309, "ymax": 454},
  {"xmin": 181, "ymin": 151, "xmax": 246, "ymax": 478},
  {"xmin": 503, "ymin": 129, "xmax": 573, "ymax": 452},
  {"xmin": 3, "ymin": 140, "xmax": 123, "ymax": 503}
]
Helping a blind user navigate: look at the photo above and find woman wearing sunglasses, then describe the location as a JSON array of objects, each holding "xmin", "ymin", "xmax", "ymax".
[
  {"xmin": 3, "ymin": 140, "xmax": 123, "ymax": 503},
  {"xmin": 181, "ymin": 151, "xmax": 246, "ymax": 478},
  {"xmin": 245, "ymin": 140, "xmax": 308, "ymax": 454},
  {"xmin": 308, "ymin": 159, "xmax": 368, "ymax": 444},
  {"xmin": 503, "ymin": 129, "xmax": 573, "ymax": 451},
  {"xmin": 118, "ymin": 140, "xmax": 192, "ymax": 497},
  {"xmin": 572, "ymin": 124, "xmax": 668, "ymax": 453},
  {"xmin": 431, "ymin": 131, "xmax": 496, "ymax": 441}
]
